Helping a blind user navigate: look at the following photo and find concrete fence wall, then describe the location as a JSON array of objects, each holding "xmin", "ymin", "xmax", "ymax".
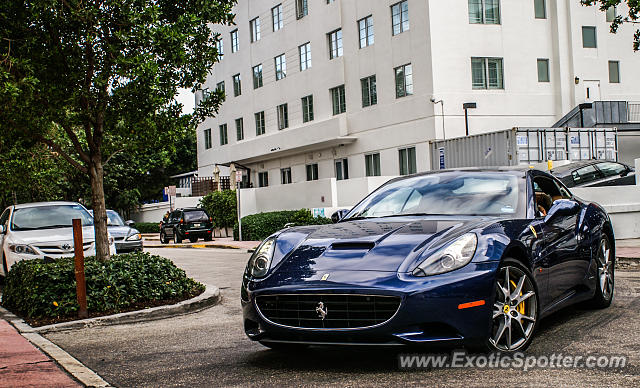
[{"xmin": 572, "ymin": 185, "xmax": 640, "ymax": 240}]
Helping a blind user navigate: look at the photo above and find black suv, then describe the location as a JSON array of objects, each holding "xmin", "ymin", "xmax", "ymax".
[
  {"xmin": 551, "ymin": 160, "xmax": 636, "ymax": 188},
  {"xmin": 160, "ymin": 208, "xmax": 213, "ymax": 244}
]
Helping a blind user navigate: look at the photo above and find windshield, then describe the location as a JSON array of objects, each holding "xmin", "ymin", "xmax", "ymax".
[
  {"xmin": 184, "ymin": 210, "xmax": 209, "ymax": 223},
  {"xmin": 346, "ymin": 172, "xmax": 524, "ymax": 219},
  {"xmin": 11, "ymin": 204, "xmax": 94, "ymax": 231},
  {"xmin": 107, "ymin": 210, "xmax": 125, "ymax": 226}
]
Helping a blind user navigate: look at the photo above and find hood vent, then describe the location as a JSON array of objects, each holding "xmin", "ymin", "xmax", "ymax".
[{"xmin": 330, "ymin": 242, "xmax": 375, "ymax": 251}]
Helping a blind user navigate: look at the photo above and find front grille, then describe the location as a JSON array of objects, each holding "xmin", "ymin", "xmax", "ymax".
[
  {"xmin": 256, "ymin": 294, "xmax": 401, "ymax": 329},
  {"xmin": 35, "ymin": 242, "xmax": 93, "ymax": 254}
]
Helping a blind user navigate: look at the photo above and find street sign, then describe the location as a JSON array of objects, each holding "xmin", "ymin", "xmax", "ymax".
[
  {"xmin": 439, "ymin": 147, "xmax": 446, "ymax": 170},
  {"xmin": 164, "ymin": 186, "xmax": 177, "ymax": 196},
  {"xmin": 236, "ymin": 170, "xmax": 243, "ymax": 183}
]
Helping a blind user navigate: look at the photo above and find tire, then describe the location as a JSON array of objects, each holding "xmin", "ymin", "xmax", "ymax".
[
  {"xmin": 160, "ymin": 231, "xmax": 169, "ymax": 244},
  {"xmin": 189, "ymin": 236, "xmax": 198, "ymax": 243},
  {"xmin": 484, "ymin": 258, "xmax": 540, "ymax": 353},
  {"xmin": 174, "ymin": 229, "xmax": 182, "ymax": 244},
  {"xmin": 259, "ymin": 341, "xmax": 308, "ymax": 352},
  {"xmin": 589, "ymin": 235, "xmax": 615, "ymax": 309}
]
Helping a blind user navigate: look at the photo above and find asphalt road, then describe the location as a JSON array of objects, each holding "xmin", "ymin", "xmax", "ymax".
[{"xmin": 45, "ymin": 248, "xmax": 640, "ymax": 387}]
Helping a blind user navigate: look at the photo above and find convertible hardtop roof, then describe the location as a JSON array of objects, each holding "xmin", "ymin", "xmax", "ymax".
[{"xmin": 549, "ymin": 160, "xmax": 605, "ymax": 176}]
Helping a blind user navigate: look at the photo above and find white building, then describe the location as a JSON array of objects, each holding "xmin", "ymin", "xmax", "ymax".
[{"xmin": 195, "ymin": 0, "xmax": 640, "ymax": 213}]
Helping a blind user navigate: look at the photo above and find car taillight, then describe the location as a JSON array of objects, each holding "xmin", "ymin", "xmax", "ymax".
[
  {"xmin": 180, "ymin": 219, "xmax": 184, "ymax": 224},
  {"xmin": 209, "ymin": 217, "xmax": 213, "ymax": 222}
]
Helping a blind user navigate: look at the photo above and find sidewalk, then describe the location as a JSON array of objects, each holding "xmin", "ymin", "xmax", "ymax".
[
  {"xmin": 0, "ymin": 319, "xmax": 80, "ymax": 388},
  {"xmin": 616, "ymin": 239, "xmax": 640, "ymax": 259},
  {"xmin": 143, "ymin": 235, "xmax": 260, "ymax": 250}
]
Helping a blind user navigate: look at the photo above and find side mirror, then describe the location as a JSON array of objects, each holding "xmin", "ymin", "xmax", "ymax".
[
  {"xmin": 331, "ymin": 209, "xmax": 349, "ymax": 223},
  {"xmin": 544, "ymin": 199, "xmax": 580, "ymax": 224},
  {"xmin": 126, "ymin": 220, "xmax": 135, "ymax": 227},
  {"xmin": 0, "ymin": 225, "xmax": 5, "ymax": 234}
]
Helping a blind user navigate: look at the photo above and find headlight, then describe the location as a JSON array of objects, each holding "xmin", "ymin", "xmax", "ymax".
[
  {"xmin": 412, "ymin": 233, "xmax": 477, "ymax": 277},
  {"xmin": 108, "ymin": 236, "xmax": 115, "ymax": 245},
  {"xmin": 9, "ymin": 244, "xmax": 37, "ymax": 255},
  {"xmin": 247, "ymin": 237, "xmax": 276, "ymax": 278},
  {"xmin": 126, "ymin": 233, "xmax": 142, "ymax": 241}
]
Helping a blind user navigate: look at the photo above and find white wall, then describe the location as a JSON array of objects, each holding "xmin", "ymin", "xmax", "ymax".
[{"xmin": 131, "ymin": 197, "xmax": 202, "ymax": 223}]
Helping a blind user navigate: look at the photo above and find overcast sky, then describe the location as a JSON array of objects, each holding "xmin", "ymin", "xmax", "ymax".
[{"xmin": 176, "ymin": 88, "xmax": 195, "ymax": 115}]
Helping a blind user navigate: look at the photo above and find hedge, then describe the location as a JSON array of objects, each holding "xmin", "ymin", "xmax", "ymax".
[
  {"xmin": 134, "ymin": 222, "xmax": 160, "ymax": 234},
  {"xmin": 1, "ymin": 252, "xmax": 204, "ymax": 319},
  {"xmin": 233, "ymin": 209, "xmax": 332, "ymax": 241},
  {"xmin": 199, "ymin": 190, "xmax": 237, "ymax": 232}
]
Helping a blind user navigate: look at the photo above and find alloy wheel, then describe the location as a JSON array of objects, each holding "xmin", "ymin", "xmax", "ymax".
[
  {"xmin": 597, "ymin": 237, "xmax": 614, "ymax": 301},
  {"xmin": 490, "ymin": 265, "xmax": 537, "ymax": 352}
]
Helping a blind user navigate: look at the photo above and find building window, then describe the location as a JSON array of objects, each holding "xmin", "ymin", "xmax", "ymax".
[
  {"xmin": 391, "ymin": 1, "xmax": 409, "ymax": 35},
  {"xmin": 258, "ymin": 172, "xmax": 269, "ymax": 187},
  {"xmin": 296, "ymin": 0, "xmax": 308, "ymax": 19},
  {"xmin": 582, "ymin": 26, "xmax": 597, "ymax": 48},
  {"xmin": 330, "ymin": 85, "xmax": 346, "ymax": 115},
  {"xmin": 471, "ymin": 57, "xmax": 504, "ymax": 89},
  {"xmin": 277, "ymin": 103, "xmax": 289, "ymax": 130},
  {"xmin": 469, "ymin": 0, "xmax": 501, "ymax": 24},
  {"xmin": 534, "ymin": 0, "xmax": 546, "ymax": 19},
  {"xmin": 272, "ymin": 4, "xmax": 284, "ymax": 31},
  {"xmin": 236, "ymin": 118, "xmax": 244, "ymax": 141},
  {"xmin": 299, "ymin": 42, "xmax": 312, "ymax": 71},
  {"xmin": 280, "ymin": 168, "xmax": 292, "ymax": 184},
  {"xmin": 335, "ymin": 158, "xmax": 349, "ymax": 180},
  {"xmin": 361, "ymin": 75, "xmax": 377, "ymax": 107},
  {"xmin": 216, "ymin": 81, "xmax": 225, "ymax": 96},
  {"xmin": 274, "ymin": 54, "xmax": 287, "ymax": 80},
  {"xmin": 365, "ymin": 153, "xmax": 381, "ymax": 177},
  {"xmin": 606, "ymin": 6, "xmax": 616, "ymax": 22},
  {"xmin": 219, "ymin": 124, "xmax": 228, "ymax": 145},
  {"xmin": 328, "ymin": 29, "xmax": 343, "ymax": 59},
  {"xmin": 306, "ymin": 164, "xmax": 319, "ymax": 181},
  {"xmin": 537, "ymin": 59, "xmax": 549, "ymax": 82},
  {"xmin": 395, "ymin": 64, "xmax": 413, "ymax": 98},
  {"xmin": 201, "ymin": 88, "xmax": 210, "ymax": 103},
  {"xmin": 327, "ymin": 0, "xmax": 335, "ymax": 3},
  {"xmin": 609, "ymin": 61, "xmax": 620, "ymax": 83},
  {"xmin": 232, "ymin": 74, "xmax": 241, "ymax": 96},
  {"xmin": 255, "ymin": 111, "xmax": 265, "ymax": 135},
  {"xmin": 204, "ymin": 128, "xmax": 212, "ymax": 149},
  {"xmin": 216, "ymin": 39, "xmax": 224, "ymax": 60},
  {"xmin": 399, "ymin": 147, "xmax": 416, "ymax": 175},
  {"xmin": 252, "ymin": 64, "xmax": 263, "ymax": 89},
  {"xmin": 230, "ymin": 29, "xmax": 239, "ymax": 53},
  {"xmin": 250, "ymin": 17, "xmax": 261, "ymax": 43},
  {"xmin": 358, "ymin": 15, "xmax": 375, "ymax": 48},
  {"xmin": 302, "ymin": 95, "xmax": 314, "ymax": 123}
]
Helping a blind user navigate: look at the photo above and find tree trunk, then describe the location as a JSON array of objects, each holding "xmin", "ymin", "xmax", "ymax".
[{"xmin": 89, "ymin": 155, "xmax": 110, "ymax": 261}]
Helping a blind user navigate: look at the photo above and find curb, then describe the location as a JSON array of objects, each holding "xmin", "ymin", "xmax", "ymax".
[
  {"xmin": 1, "ymin": 284, "xmax": 220, "ymax": 334},
  {"xmin": 146, "ymin": 243, "xmax": 241, "ymax": 250}
]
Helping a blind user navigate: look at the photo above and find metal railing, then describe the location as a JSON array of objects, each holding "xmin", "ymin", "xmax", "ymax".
[
  {"xmin": 628, "ymin": 102, "xmax": 640, "ymax": 122},
  {"xmin": 191, "ymin": 176, "xmax": 231, "ymax": 196}
]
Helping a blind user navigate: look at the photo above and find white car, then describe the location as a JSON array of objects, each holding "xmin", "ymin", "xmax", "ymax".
[{"xmin": 0, "ymin": 201, "xmax": 116, "ymax": 276}]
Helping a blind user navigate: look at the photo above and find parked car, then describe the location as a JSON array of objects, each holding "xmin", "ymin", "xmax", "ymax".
[
  {"xmin": 89, "ymin": 209, "xmax": 143, "ymax": 253},
  {"xmin": 0, "ymin": 202, "xmax": 116, "ymax": 276},
  {"xmin": 550, "ymin": 160, "xmax": 636, "ymax": 188},
  {"xmin": 242, "ymin": 168, "xmax": 615, "ymax": 352},
  {"xmin": 159, "ymin": 208, "xmax": 213, "ymax": 244}
]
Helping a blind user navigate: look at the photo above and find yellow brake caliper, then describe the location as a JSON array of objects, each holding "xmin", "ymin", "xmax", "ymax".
[{"xmin": 510, "ymin": 280, "xmax": 525, "ymax": 314}]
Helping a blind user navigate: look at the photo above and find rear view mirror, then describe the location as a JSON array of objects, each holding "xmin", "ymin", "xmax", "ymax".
[
  {"xmin": 331, "ymin": 209, "xmax": 349, "ymax": 223},
  {"xmin": 126, "ymin": 220, "xmax": 136, "ymax": 227},
  {"xmin": 544, "ymin": 199, "xmax": 580, "ymax": 224}
]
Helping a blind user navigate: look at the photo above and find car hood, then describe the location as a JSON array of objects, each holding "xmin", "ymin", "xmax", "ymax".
[
  {"xmin": 107, "ymin": 225, "xmax": 135, "ymax": 238},
  {"xmin": 272, "ymin": 217, "xmax": 495, "ymax": 274},
  {"xmin": 8, "ymin": 226, "xmax": 97, "ymax": 244}
]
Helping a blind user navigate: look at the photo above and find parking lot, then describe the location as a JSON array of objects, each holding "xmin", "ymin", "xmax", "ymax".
[{"xmin": 44, "ymin": 248, "xmax": 640, "ymax": 387}]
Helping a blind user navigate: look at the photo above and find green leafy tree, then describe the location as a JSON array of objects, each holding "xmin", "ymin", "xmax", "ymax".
[
  {"xmin": 582, "ymin": 0, "xmax": 640, "ymax": 50},
  {"xmin": 199, "ymin": 190, "xmax": 237, "ymax": 237},
  {"xmin": 0, "ymin": 0, "xmax": 235, "ymax": 260}
]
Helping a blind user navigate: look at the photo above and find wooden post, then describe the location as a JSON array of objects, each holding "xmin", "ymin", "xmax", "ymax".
[{"xmin": 72, "ymin": 219, "xmax": 88, "ymax": 319}]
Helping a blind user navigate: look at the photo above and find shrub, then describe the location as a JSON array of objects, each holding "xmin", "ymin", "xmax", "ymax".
[
  {"xmin": 1, "ymin": 252, "xmax": 204, "ymax": 319},
  {"xmin": 199, "ymin": 190, "xmax": 237, "ymax": 231},
  {"xmin": 134, "ymin": 222, "xmax": 160, "ymax": 234},
  {"xmin": 233, "ymin": 209, "xmax": 332, "ymax": 241}
]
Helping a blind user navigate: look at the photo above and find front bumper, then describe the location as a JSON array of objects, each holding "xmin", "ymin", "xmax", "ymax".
[
  {"xmin": 242, "ymin": 261, "xmax": 500, "ymax": 347},
  {"xmin": 115, "ymin": 240, "xmax": 143, "ymax": 253}
]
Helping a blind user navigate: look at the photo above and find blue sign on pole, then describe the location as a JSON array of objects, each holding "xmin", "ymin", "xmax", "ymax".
[{"xmin": 439, "ymin": 147, "xmax": 445, "ymax": 169}]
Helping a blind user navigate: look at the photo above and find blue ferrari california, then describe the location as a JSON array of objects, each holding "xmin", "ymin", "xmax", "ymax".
[{"xmin": 241, "ymin": 168, "xmax": 615, "ymax": 352}]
